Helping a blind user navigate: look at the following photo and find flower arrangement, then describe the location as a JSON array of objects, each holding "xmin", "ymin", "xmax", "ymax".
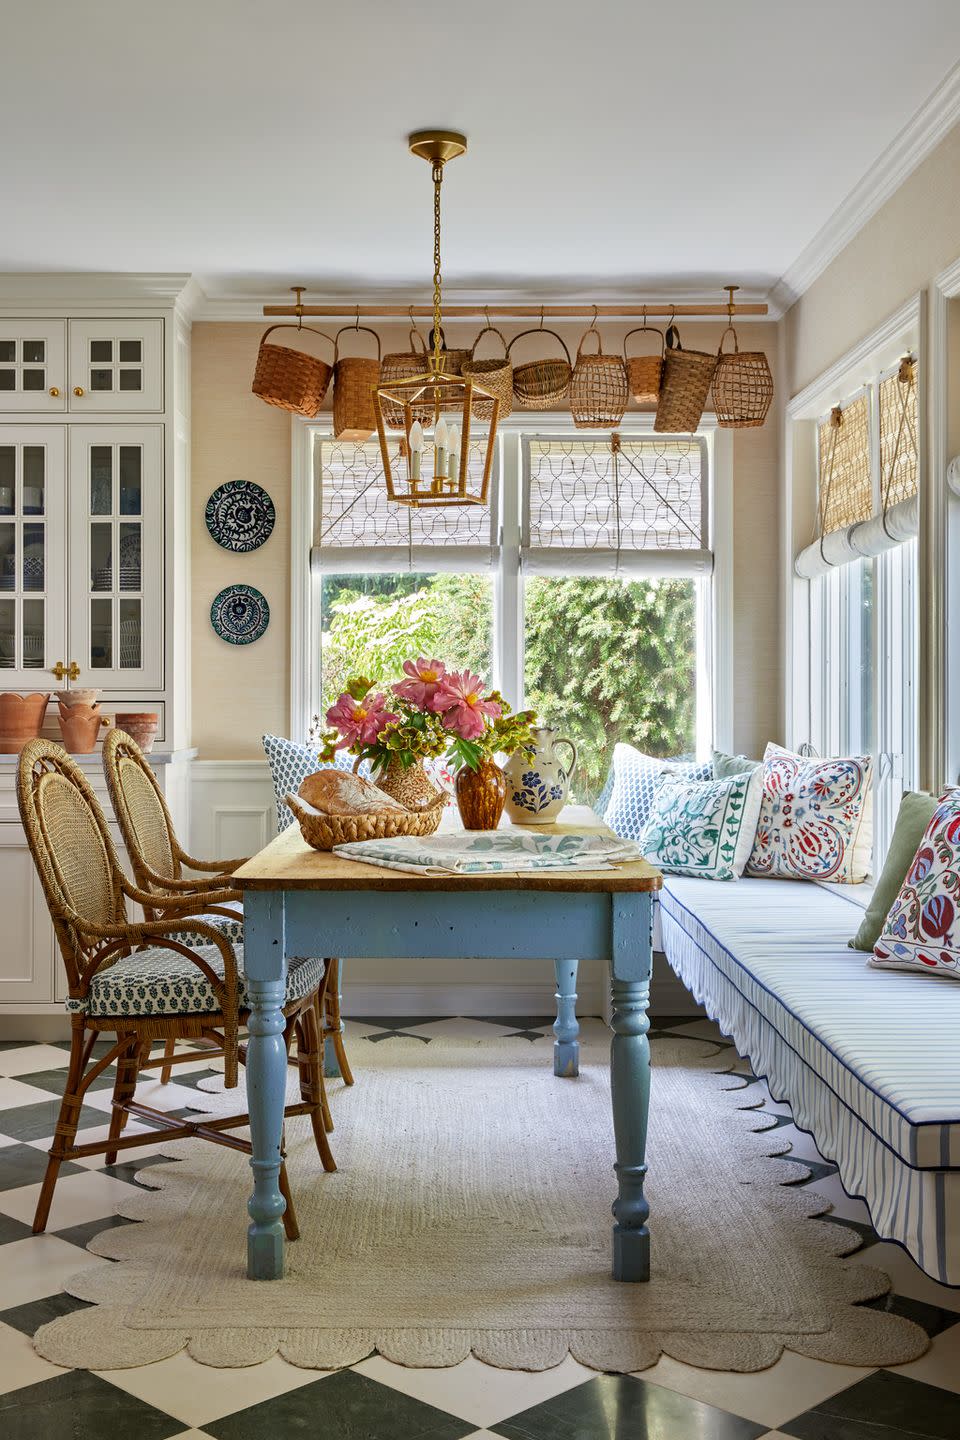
[{"xmin": 320, "ymin": 657, "xmax": 536, "ymax": 774}]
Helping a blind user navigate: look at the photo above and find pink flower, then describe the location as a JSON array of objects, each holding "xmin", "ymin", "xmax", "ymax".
[
  {"xmin": 392, "ymin": 657, "xmax": 448, "ymax": 711},
  {"xmin": 325, "ymin": 690, "xmax": 398, "ymax": 747},
  {"xmin": 432, "ymin": 669, "xmax": 501, "ymax": 741}
]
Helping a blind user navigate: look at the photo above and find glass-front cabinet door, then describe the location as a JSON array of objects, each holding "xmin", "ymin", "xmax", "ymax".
[
  {"xmin": 0, "ymin": 323, "xmax": 67, "ymax": 413},
  {"xmin": 68, "ymin": 320, "xmax": 163, "ymax": 413},
  {"xmin": 0, "ymin": 427, "xmax": 67, "ymax": 686},
  {"xmin": 68, "ymin": 426, "xmax": 163, "ymax": 688}
]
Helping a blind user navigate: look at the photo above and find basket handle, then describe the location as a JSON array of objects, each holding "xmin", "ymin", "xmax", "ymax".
[
  {"xmin": 718, "ymin": 325, "xmax": 740, "ymax": 356},
  {"xmin": 468, "ymin": 324, "xmax": 509, "ymax": 361},
  {"xmin": 623, "ymin": 325, "xmax": 665, "ymax": 360},
  {"xmin": 665, "ymin": 323, "xmax": 683, "ymax": 352},
  {"xmin": 259, "ymin": 324, "xmax": 334, "ymax": 354},
  {"xmin": 506, "ymin": 327, "xmax": 572, "ymax": 364},
  {"xmin": 576, "ymin": 326, "xmax": 604, "ymax": 361},
  {"xmin": 408, "ymin": 327, "xmax": 429, "ymax": 358},
  {"xmin": 333, "ymin": 325, "xmax": 382, "ymax": 363}
]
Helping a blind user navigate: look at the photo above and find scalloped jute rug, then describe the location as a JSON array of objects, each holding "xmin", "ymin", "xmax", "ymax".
[{"xmin": 35, "ymin": 1033, "xmax": 927, "ymax": 1374}]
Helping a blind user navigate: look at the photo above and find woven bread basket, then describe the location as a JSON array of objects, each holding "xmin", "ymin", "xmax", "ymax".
[
  {"xmin": 623, "ymin": 325, "xmax": 665, "ymax": 406},
  {"xmin": 570, "ymin": 326, "xmax": 629, "ymax": 429},
  {"xmin": 252, "ymin": 325, "xmax": 334, "ymax": 417},
  {"xmin": 508, "ymin": 327, "xmax": 572, "ymax": 410},
  {"xmin": 332, "ymin": 325, "xmax": 382, "ymax": 442},
  {"xmin": 380, "ymin": 327, "xmax": 432, "ymax": 430},
  {"xmin": 654, "ymin": 324, "xmax": 717, "ymax": 433},
  {"xmin": 286, "ymin": 791, "xmax": 444, "ymax": 851},
  {"xmin": 711, "ymin": 326, "xmax": 774, "ymax": 429},
  {"xmin": 461, "ymin": 325, "xmax": 513, "ymax": 420}
]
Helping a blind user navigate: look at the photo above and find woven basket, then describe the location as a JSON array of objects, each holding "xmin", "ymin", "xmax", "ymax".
[
  {"xmin": 380, "ymin": 328, "xmax": 432, "ymax": 430},
  {"xmin": 623, "ymin": 325, "xmax": 665, "ymax": 406},
  {"xmin": 332, "ymin": 326, "xmax": 382, "ymax": 442},
  {"xmin": 508, "ymin": 328, "xmax": 572, "ymax": 410},
  {"xmin": 712, "ymin": 326, "xmax": 774, "ymax": 429},
  {"xmin": 570, "ymin": 327, "xmax": 629, "ymax": 429},
  {"xmin": 654, "ymin": 324, "xmax": 717, "ymax": 433},
  {"xmin": 251, "ymin": 325, "xmax": 334, "ymax": 417},
  {"xmin": 461, "ymin": 326, "xmax": 513, "ymax": 420},
  {"xmin": 426, "ymin": 327, "xmax": 469, "ymax": 411},
  {"xmin": 286, "ymin": 792, "xmax": 444, "ymax": 852}
]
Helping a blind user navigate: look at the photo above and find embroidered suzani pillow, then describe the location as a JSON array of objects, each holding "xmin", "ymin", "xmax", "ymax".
[
  {"xmin": 871, "ymin": 789, "xmax": 960, "ymax": 979},
  {"xmin": 638, "ymin": 769, "xmax": 762, "ymax": 880},
  {"xmin": 745, "ymin": 743, "xmax": 873, "ymax": 883}
]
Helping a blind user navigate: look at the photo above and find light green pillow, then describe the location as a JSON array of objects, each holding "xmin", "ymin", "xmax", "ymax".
[
  {"xmin": 712, "ymin": 748, "xmax": 761, "ymax": 779},
  {"xmin": 849, "ymin": 790, "xmax": 937, "ymax": 952}
]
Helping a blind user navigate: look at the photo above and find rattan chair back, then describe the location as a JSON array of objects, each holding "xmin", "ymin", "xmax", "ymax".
[
  {"xmin": 18, "ymin": 739, "xmax": 128, "ymax": 993},
  {"xmin": 102, "ymin": 727, "xmax": 180, "ymax": 893}
]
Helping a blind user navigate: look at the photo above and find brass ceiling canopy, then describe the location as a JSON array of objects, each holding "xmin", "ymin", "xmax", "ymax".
[{"xmin": 407, "ymin": 129, "xmax": 468, "ymax": 165}]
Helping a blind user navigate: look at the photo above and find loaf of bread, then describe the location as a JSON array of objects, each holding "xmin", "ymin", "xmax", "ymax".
[{"xmin": 298, "ymin": 768, "xmax": 407, "ymax": 816}]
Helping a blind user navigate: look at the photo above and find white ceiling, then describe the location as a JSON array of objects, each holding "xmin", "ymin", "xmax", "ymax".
[{"xmin": 3, "ymin": 1, "xmax": 960, "ymax": 305}]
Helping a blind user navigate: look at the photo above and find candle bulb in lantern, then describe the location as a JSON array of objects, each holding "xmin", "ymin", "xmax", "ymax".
[
  {"xmin": 446, "ymin": 422, "xmax": 460, "ymax": 480},
  {"xmin": 408, "ymin": 420, "xmax": 424, "ymax": 484},
  {"xmin": 434, "ymin": 416, "xmax": 448, "ymax": 479}
]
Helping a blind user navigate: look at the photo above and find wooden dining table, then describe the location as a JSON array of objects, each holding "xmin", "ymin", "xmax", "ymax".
[{"xmin": 232, "ymin": 805, "xmax": 662, "ymax": 1283}]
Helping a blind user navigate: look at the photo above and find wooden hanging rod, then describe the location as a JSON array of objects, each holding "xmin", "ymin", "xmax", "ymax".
[{"xmin": 261, "ymin": 301, "xmax": 768, "ymax": 319}]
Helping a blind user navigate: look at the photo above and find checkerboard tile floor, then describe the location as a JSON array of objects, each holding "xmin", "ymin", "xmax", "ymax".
[{"xmin": 1, "ymin": 1012, "xmax": 959, "ymax": 1439}]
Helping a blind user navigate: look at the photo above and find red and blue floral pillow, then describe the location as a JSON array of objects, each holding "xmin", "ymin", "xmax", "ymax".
[{"xmin": 872, "ymin": 789, "xmax": 960, "ymax": 978}]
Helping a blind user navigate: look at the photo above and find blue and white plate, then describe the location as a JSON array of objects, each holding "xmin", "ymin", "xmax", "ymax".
[
  {"xmin": 205, "ymin": 480, "xmax": 275, "ymax": 553},
  {"xmin": 210, "ymin": 584, "xmax": 270, "ymax": 645}
]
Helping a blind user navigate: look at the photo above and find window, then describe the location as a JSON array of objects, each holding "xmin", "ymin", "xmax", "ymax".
[{"xmin": 305, "ymin": 425, "xmax": 718, "ymax": 804}]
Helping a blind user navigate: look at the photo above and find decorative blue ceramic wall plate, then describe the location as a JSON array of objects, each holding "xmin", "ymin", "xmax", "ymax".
[
  {"xmin": 210, "ymin": 584, "xmax": 270, "ymax": 645},
  {"xmin": 205, "ymin": 480, "xmax": 276, "ymax": 553}
]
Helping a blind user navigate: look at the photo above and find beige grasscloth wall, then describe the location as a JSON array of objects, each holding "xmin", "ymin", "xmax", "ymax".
[{"xmin": 191, "ymin": 319, "xmax": 781, "ymax": 760}]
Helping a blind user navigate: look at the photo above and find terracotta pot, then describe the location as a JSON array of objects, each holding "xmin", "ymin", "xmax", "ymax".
[
  {"xmin": 455, "ymin": 758, "xmax": 507, "ymax": 831},
  {"xmin": 0, "ymin": 692, "xmax": 50, "ymax": 754},
  {"xmin": 115, "ymin": 712, "xmax": 159, "ymax": 753},
  {"xmin": 56, "ymin": 688, "xmax": 101, "ymax": 708},
  {"xmin": 56, "ymin": 702, "xmax": 111, "ymax": 755}
]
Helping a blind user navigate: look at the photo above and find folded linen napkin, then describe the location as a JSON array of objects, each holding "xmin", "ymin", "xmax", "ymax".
[{"xmin": 332, "ymin": 830, "xmax": 645, "ymax": 876}]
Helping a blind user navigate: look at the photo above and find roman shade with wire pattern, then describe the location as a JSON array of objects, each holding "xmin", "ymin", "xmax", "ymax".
[
  {"xmin": 310, "ymin": 436, "xmax": 499, "ymax": 574},
  {"xmin": 520, "ymin": 434, "xmax": 711, "ymax": 577},
  {"xmin": 795, "ymin": 363, "xmax": 920, "ymax": 579}
]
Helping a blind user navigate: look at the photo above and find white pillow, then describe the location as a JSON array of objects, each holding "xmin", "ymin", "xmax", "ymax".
[
  {"xmin": 746, "ymin": 742, "xmax": 873, "ymax": 883},
  {"xmin": 604, "ymin": 743, "xmax": 712, "ymax": 841},
  {"xmin": 638, "ymin": 769, "xmax": 763, "ymax": 880}
]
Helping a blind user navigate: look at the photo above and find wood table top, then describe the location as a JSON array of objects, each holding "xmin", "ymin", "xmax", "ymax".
[{"xmin": 233, "ymin": 804, "xmax": 663, "ymax": 894}]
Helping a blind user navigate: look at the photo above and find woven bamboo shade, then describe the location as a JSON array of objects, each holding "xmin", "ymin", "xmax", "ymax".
[
  {"xmin": 817, "ymin": 392, "xmax": 872, "ymax": 537},
  {"xmin": 879, "ymin": 359, "xmax": 919, "ymax": 510},
  {"xmin": 569, "ymin": 327, "xmax": 629, "ymax": 429}
]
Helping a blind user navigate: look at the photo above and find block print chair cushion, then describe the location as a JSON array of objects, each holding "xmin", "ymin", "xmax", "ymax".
[{"xmin": 65, "ymin": 944, "xmax": 325, "ymax": 1018}]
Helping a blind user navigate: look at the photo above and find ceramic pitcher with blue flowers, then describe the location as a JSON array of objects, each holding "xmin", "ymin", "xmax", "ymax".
[{"xmin": 504, "ymin": 725, "xmax": 577, "ymax": 825}]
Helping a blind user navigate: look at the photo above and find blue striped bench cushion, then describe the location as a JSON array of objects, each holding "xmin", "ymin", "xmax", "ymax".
[{"xmin": 657, "ymin": 875, "xmax": 960, "ymax": 1285}]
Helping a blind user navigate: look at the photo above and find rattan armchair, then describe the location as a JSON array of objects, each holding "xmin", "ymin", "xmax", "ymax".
[
  {"xmin": 17, "ymin": 739, "xmax": 335, "ymax": 1236},
  {"xmin": 102, "ymin": 726, "xmax": 353, "ymax": 1094}
]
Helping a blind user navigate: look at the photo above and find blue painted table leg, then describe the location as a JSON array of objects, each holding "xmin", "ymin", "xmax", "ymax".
[
  {"xmin": 243, "ymin": 891, "xmax": 288, "ymax": 1280},
  {"xmin": 553, "ymin": 957, "xmax": 580, "ymax": 1077},
  {"xmin": 324, "ymin": 957, "xmax": 345, "ymax": 1079},
  {"xmin": 609, "ymin": 893, "xmax": 653, "ymax": 1282}
]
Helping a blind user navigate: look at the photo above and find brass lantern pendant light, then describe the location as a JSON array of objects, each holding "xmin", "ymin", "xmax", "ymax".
[{"xmin": 374, "ymin": 130, "xmax": 500, "ymax": 507}]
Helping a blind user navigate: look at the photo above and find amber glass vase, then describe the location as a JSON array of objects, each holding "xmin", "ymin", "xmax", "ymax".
[{"xmin": 455, "ymin": 758, "xmax": 507, "ymax": 830}]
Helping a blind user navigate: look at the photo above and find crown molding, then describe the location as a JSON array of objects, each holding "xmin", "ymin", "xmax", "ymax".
[
  {"xmin": 0, "ymin": 271, "xmax": 192, "ymax": 311},
  {"xmin": 771, "ymin": 60, "xmax": 960, "ymax": 315}
]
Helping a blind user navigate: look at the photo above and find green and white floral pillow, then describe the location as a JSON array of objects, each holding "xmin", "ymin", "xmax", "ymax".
[{"xmin": 638, "ymin": 770, "xmax": 763, "ymax": 880}]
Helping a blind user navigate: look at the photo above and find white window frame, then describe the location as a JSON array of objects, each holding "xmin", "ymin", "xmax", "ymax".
[{"xmin": 290, "ymin": 411, "xmax": 734, "ymax": 759}]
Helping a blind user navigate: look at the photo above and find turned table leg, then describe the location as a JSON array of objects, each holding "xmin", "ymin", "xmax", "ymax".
[
  {"xmin": 609, "ymin": 893, "xmax": 653, "ymax": 1282},
  {"xmin": 553, "ymin": 957, "xmax": 580, "ymax": 1077},
  {"xmin": 243, "ymin": 891, "xmax": 289, "ymax": 1280}
]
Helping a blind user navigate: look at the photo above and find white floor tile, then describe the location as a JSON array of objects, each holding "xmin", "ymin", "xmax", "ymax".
[
  {"xmin": 403, "ymin": 1018, "xmax": 529, "ymax": 1041},
  {"xmin": 164, "ymin": 1431, "xmax": 219, "ymax": 1440},
  {"xmin": 0, "ymin": 1168, "xmax": 135, "ymax": 1230},
  {"xmin": 0, "ymin": 1045, "xmax": 72, "ymax": 1078},
  {"xmin": 847, "ymin": 1241, "xmax": 960, "ymax": 1308},
  {"xmin": 97, "ymin": 1351, "xmax": 322, "ymax": 1427},
  {"xmin": 0, "ymin": 1234, "xmax": 107, "ymax": 1308},
  {"xmin": 888, "ymin": 1317, "xmax": 960, "ymax": 1391},
  {"xmin": 81, "ymin": 1080, "xmax": 204, "ymax": 1115},
  {"xmin": 353, "ymin": 1353, "xmax": 594, "ymax": 1427},
  {"xmin": 637, "ymin": 1349, "xmax": 873, "ymax": 1428},
  {"xmin": 0, "ymin": 1078, "xmax": 60, "ymax": 1111},
  {"xmin": 0, "ymin": 1319, "xmax": 71, "ymax": 1394}
]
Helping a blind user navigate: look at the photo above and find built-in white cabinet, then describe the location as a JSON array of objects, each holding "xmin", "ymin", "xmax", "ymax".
[
  {"xmin": 0, "ymin": 319, "xmax": 163, "ymax": 414},
  {"xmin": 0, "ymin": 427, "xmax": 68, "ymax": 684}
]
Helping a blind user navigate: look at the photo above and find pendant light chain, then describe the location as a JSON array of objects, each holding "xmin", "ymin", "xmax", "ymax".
[{"xmin": 432, "ymin": 160, "xmax": 444, "ymax": 372}]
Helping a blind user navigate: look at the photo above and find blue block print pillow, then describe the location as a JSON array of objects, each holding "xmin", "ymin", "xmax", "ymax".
[
  {"xmin": 262, "ymin": 735, "xmax": 369, "ymax": 833},
  {"xmin": 603, "ymin": 743, "xmax": 712, "ymax": 841}
]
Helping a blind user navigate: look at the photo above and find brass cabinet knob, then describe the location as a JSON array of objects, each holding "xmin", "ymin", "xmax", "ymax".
[
  {"xmin": 49, "ymin": 386, "xmax": 60, "ymax": 397},
  {"xmin": 73, "ymin": 386, "xmax": 84, "ymax": 397}
]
